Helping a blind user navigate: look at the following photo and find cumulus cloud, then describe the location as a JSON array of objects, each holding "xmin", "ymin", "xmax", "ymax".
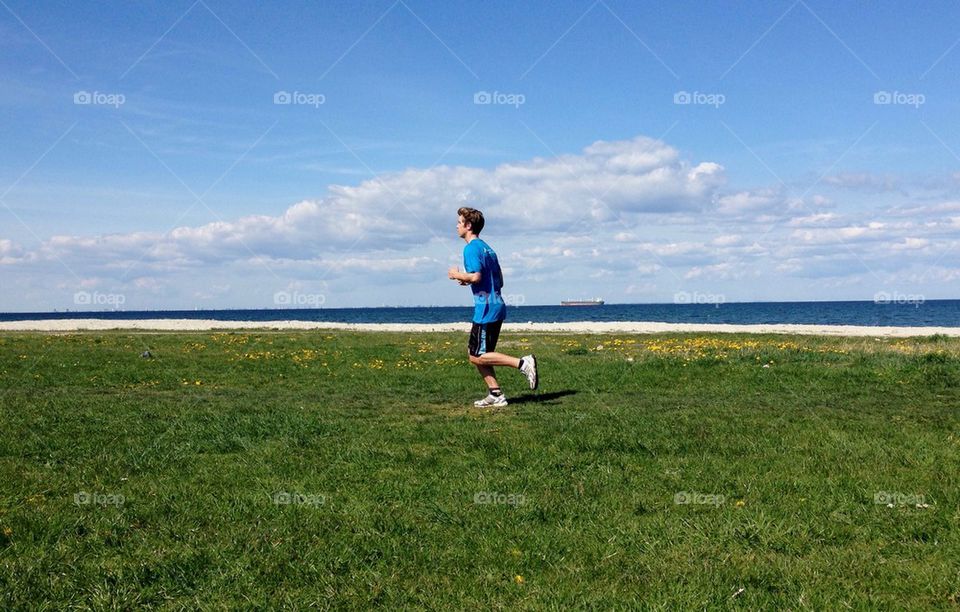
[
  {"xmin": 5, "ymin": 133, "xmax": 960, "ymax": 309},
  {"xmin": 9, "ymin": 134, "xmax": 725, "ymax": 276}
]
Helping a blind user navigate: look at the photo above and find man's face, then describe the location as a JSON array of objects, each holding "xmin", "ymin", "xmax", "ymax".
[{"xmin": 457, "ymin": 216, "xmax": 470, "ymax": 238}]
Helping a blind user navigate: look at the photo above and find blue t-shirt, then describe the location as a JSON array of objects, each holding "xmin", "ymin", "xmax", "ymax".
[{"xmin": 463, "ymin": 238, "xmax": 506, "ymax": 323}]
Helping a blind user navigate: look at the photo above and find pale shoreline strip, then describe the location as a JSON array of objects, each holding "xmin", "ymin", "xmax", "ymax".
[{"xmin": 0, "ymin": 319, "xmax": 958, "ymax": 337}]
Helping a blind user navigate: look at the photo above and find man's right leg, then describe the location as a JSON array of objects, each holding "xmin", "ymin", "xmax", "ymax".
[{"xmin": 474, "ymin": 362, "xmax": 499, "ymax": 390}]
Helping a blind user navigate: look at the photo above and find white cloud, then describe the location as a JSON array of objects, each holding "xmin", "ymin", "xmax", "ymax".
[
  {"xmin": 822, "ymin": 172, "xmax": 900, "ymax": 193},
  {"xmin": 715, "ymin": 188, "xmax": 783, "ymax": 216},
  {"xmin": 890, "ymin": 237, "xmax": 930, "ymax": 251},
  {"xmin": 886, "ymin": 200, "xmax": 960, "ymax": 218},
  {"xmin": 5, "ymin": 133, "xmax": 960, "ymax": 309},
  {"xmin": 0, "ymin": 239, "xmax": 25, "ymax": 264},
  {"xmin": 711, "ymin": 234, "xmax": 742, "ymax": 246},
  {"xmin": 787, "ymin": 212, "xmax": 841, "ymax": 227},
  {"xmin": 790, "ymin": 225, "xmax": 884, "ymax": 245},
  {"xmin": 16, "ymin": 134, "xmax": 726, "ymax": 276}
]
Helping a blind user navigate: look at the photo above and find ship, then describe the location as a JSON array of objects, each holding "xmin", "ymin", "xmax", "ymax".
[{"xmin": 561, "ymin": 298, "xmax": 604, "ymax": 306}]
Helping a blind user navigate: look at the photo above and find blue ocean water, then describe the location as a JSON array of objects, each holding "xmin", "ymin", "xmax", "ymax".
[{"xmin": 1, "ymin": 300, "xmax": 958, "ymax": 327}]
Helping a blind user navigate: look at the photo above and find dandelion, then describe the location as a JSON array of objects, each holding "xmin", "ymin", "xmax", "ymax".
[{"xmin": 514, "ymin": 575, "xmax": 525, "ymax": 584}]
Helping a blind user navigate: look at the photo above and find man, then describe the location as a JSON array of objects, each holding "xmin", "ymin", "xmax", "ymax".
[{"xmin": 448, "ymin": 207, "xmax": 538, "ymax": 407}]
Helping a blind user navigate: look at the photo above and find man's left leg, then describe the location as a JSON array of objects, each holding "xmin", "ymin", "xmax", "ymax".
[
  {"xmin": 473, "ymin": 352, "xmax": 537, "ymax": 390},
  {"xmin": 469, "ymin": 321, "xmax": 538, "ymax": 395},
  {"xmin": 474, "ymin": 352, "xmax": 519, "ymax": 369}
]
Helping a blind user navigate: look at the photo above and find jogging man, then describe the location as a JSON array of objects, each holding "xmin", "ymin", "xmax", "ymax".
[{"xmin": 447, "ymin": 207, "xmax": 538, "ymax": 407}]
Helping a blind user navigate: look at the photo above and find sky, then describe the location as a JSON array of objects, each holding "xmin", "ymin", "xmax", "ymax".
[{"xmin": 1, "ymin": 0, "xmax": 959, "ymax": 311}]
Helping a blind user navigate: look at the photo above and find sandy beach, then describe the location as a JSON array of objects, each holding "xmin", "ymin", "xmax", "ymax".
[{"xmin": 0, "ymin": 318, "xmax": 958, "ymax": 337}]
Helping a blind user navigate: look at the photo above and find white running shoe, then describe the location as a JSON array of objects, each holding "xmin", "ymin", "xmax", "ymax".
[
  {"xmin": 520, "ymin": 354, "xmax": 538, "ymax": 390},
  {"xmin": 474, "ymin": 393, "xmax": 508, "ymax": 408}
]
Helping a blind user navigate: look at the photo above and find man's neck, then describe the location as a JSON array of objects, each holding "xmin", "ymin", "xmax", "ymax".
[{"xmin": 463, "ymin": 233, "xmax": 478, "ymax": 244}]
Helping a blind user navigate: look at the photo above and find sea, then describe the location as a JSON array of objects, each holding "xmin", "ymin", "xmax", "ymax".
[{"xmin": 1, "ymin": 300, "xmax": 959, "ymax": 327}]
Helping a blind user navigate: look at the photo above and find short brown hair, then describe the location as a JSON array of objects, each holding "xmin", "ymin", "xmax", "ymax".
[{"xmin": 457, "ymin": 207, "xmax": 485, "ymax": 235}]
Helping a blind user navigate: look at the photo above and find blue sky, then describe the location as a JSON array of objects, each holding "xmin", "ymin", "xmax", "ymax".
[{"xmin": 2, "ymin": 0, "xmax": 959, "ymax": 310}]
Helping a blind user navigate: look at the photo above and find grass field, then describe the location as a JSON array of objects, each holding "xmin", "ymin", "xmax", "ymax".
[{"xmin": 1, "ymin": 330, "xmax": 959, "ymax": 609}]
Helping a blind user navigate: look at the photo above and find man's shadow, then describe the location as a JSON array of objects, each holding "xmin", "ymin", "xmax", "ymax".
[{"xmin": 508, "ymin": 390, "xmax": 577, "ymax": 405}]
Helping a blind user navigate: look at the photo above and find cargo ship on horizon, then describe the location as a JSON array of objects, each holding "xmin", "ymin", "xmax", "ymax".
[{"xmin": 560, "ymin": 298, "xmax": 605, "ymax": 306}]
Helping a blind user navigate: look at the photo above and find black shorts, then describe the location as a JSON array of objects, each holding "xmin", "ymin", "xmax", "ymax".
[{"xmin": 468, "ymin": 320, "xmax": 503, "ymax": 357}]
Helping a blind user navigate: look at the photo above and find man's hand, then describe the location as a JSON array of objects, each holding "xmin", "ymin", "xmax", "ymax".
[{"xmin": 449, "ymin": 267, "xmax": 479, "ymax": 285}]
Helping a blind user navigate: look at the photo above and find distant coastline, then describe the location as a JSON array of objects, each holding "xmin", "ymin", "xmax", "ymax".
[
  {"xmin": 1, "ymin": 319, "xmax": 959, "ymax": 337},
  {"xmin": 1, "ymin": 300, "xmax": 958, "ymax": 328}
]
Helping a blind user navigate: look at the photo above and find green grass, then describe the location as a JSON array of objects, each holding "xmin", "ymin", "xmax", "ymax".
[{"xmin": 1, "ymin": 330, "xmax": 959, "ymax": 609}]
